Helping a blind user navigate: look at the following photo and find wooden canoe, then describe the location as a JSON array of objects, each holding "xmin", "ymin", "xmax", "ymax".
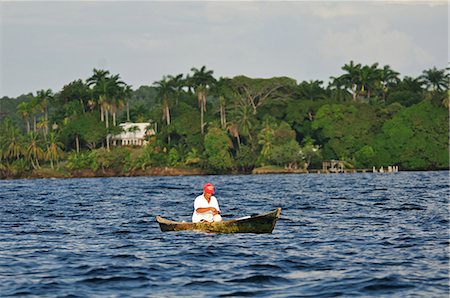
[{"xmin": 156, "ymin": 208, "xmax": 281, "ymax": 234}]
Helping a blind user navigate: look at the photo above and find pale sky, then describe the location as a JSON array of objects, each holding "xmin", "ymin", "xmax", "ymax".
[{"xmin": 0, "ymin": 1, "xmax": 448, "ymax": 97}]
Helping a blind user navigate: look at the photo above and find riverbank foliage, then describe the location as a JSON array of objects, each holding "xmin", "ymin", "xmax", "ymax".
[{"xmin": 0, "ymin": 62, "xmax": 448, "ymax": 178}]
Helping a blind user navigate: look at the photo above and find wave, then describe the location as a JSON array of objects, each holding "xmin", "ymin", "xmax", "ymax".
[
  {"xmin": 78, "ymin": 275, "xmax": 149, "ymax": 285},
  {"xmin": 359, "ymin": 275, "xmax": 415, "ymax": 293},
  {"xmin": 227, "ymin": 274, "xmax": 290, "ymax": 285}
]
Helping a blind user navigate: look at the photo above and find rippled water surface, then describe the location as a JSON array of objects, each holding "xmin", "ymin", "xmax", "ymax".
[{"xmin": 1, "ymin": 171, "xmax": 449, "ymax": 297}]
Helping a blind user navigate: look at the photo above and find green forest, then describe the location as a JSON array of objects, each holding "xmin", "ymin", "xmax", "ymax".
[{"xmin": 0, "ymin": 61, "xmax": 448, "ymax": 179}]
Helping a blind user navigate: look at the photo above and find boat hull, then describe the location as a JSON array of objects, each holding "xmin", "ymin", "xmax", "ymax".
[{"xmin": 156, "ymin": 208, "xmax": 281, "ymax": 234}]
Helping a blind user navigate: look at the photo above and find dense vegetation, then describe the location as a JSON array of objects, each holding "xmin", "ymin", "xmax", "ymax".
[{"xmin": 0, "ymin": 62, "xmax": 448, "ymax": 178}]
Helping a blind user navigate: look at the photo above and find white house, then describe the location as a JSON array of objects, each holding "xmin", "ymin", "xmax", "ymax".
[{"xmin": 112, "ymin": 122, "xmax": 156, "ymax": 146}]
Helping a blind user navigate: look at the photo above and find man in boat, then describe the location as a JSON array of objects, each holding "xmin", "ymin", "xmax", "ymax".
[{"xmin": 192, "ymin": 183, "xmax": 222, "ymax": 223}]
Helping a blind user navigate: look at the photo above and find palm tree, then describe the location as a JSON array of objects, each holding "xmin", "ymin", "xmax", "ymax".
[
  {"xmin": 98, "ymin": 81, "xmax": 112, "ymax": 128},
  {"xmin": 90, "ymin": 75, "xmax": 124, "ymax": 129},
  {"xmin": 108, "ymin": 74, "xmax": 126, "ymax": 127},
  {"xmin": 4, "ymin": 126, "xmax": 24, "ymax": 161},
  {"xmin": 154, "ymin": 76, "xmax": 178, "ymax": 147},
  {"xmin": 340, "ymin": 60, "xmax": 362, "ymax": 101},
  {"xmin": 235, "ymin": 103, "xmax": 253, "ymax": 141},
  {"xmin": 45, "ymin": 132, "xmax": 64, "ymax": 169},
  {"xmin": 153, "ymin": 76, "xmax": 175, "ymax": 126},
  {"xmin": 380, "ymin": 65, "xmax": 400, "ymax": 101},
  {"xmin": 228, "ymin": 100, "xmax": 254, "ymax": 146},
  {"xmin": 59, "ymin": 79, "xmax": 91, "ymax": 114},
  {"xmin": 190, "ymin": 66, "xmax": 216, "ymax": 134},
  {"xmin": 212, "ymin": 77, "xmax": 232, "ymax": 129},
  {"xmin": 396, "ymin": 76, "xmax": 425, "ymax": 93},
  {"xmin": 87, "ymin": 69, "xmax": 110, "ymax": 86},
  {"xmin": 420, "ymin": 67, "xmax": 449, "ymax": 92},
  {"xmin": 99, "ymin": 93, "xmax": 109, "ymax": 127},
  {"xmin": 17, "ymin": 101, "xmax": 32, "ymax": 133},
  {"xmin": 358, "ymin": 63, "xmax": 381, "ymax": 98},
  {"xmin": 29, "ymin": 96, "xmax": 40, "ymax": 133},
  {"xmin": 123, "ymin": 84, "xmax": 133, "ymax": 122},
  {"xmin": 167, "ymin": 74, "xmax": 184, "ymax": 106},
  {"xmin": 258, "ymin": 120, "xmax": 275, "ymax": 159},
  {"xmin": 297, "ymin": 80, "xmax": 327, "ymax": 101},
  {"xmin": 37, "ymin": 116, "xmax": 49, "ymax": 140},
  {"xmin": 183, "ymin": 74, "xmax": 195, "ymax": 95},
  {"xmin": 328, "ymin": 76, "xmax": 351, "ymax": 102},
  {"xmin": 25, "ymin": 132, "xmax": 44, "ymax": 169},
  {"xmin": 87, "ymin": 69, "xmax": 110, "ymax": 124},
  {"xmin": 35, "ymin": 89, "xmax": 53, "ymax": 137},
  {"xmin": 87, "ymin": 95, "xmax": 97, "ymax": 112}
]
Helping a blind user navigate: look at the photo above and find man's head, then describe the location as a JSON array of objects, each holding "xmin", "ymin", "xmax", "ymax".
[{"xmin": 203, "ymin": 183, "xmax": 214, "ymax": 199}]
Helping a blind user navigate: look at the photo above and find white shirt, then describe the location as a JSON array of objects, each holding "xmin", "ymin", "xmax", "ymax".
[{"xmin": 192, "ymin": 194, "xmax": 221, "ymax": 223}]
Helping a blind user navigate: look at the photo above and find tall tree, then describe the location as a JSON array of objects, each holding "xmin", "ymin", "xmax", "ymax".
[
  {"xmin": 87, "ymin": 69, "xmax": 110, "ymax": 124},
  {"xmin": 87, "ymin": 70, "xmax": 126, "ymax": 151},
  {"xmin": 87, "ymin": 69, "xmax": 110, "ymax": 86},
  {"xmin": 35, "ymin": 89, "xmax": 53, "ymax": 137},
  {"xmin": 379, "ymin": 65, "xmax": 400, "ymax": 101},
  {"xmin": 123, "ymin": 84, "xmax": 133, "ymax": 122},
  {"xmin": 328, "ymin": 76, "xmax": 351, "ymax": 102},
  {"xmin": 58, "ymin": 79, "xmax": 91, "ymax": 114},
  {"xmin": 395, "ymin": 76, "xmax": 425, "ymax": 93},
  {"xmin": 153, "ymin": 76, "xmax": 175, "ymax": 126},
  {"xmin": 257, "ymin": 118, "xmax": 276, "ymax": 161},
  {"xmin": 17, "ymin": 101, "xmax": 32, "ymax": 133},
  {"xmin": 25, "ymin": 132, "xmax": 44, "ymax": 169},
  {"xmin": 358, "ymin": 63, "xmax": 381, "ymax": 98},
  {"xmin": 108, "ymin": 74, "xmax": 126, "ymax": 127},
  {"xmin": 190, "ymin": 66, "xmax": 216, "ymax": 134},
  {"xmin": 232, "ymin": 101, "xmax": 254, "ymax": 142},
  {"xmin": 4, "ymin": 124, "xmax": 24, "ymax": 161},
  {"xmin": 167, "ymin": 74, "xmax": 184, "ymax": 106},
  {"xmin": 420, "ymin": 67, "xmax": 449, "ymax": 92},
  {"xmin": 211, "ymin": 77, "xmax": 232, "ymax": 129},
  {"xmin": 45, "ymin": 132, "xmax": 64, "ymax": 169},
  {"xmin": 183, "ymin": 74, "xmax": 195, "ymax": 95},
  {"xmin": 230, "ymin": 76, "xmax": 295, "ymax": 115},
  {"xmin": 296, "ymin": 80, "xmax": 328, "ymax": 101},
  {"xmin": 339, "ymin": 60, "xmax": 362, "ymax": 101},
  {"xmin": 29, "ymin": 96, "xmax": 40, "ymax": 133}
]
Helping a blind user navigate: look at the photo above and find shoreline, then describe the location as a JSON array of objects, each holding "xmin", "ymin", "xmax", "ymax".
[
  {"xmin": 0, "ymin": 166, "xmax": 447, "ymax": 180},
  {"xmin": 0, "ymin": 167, "xmax": 206, "ymax": 180}
]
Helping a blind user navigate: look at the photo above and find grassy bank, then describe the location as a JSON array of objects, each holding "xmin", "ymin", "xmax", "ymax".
[
  {"xmin": 252, "ymin": 165, "xmax": 308, "ymax": 174},
  {"xmin": 0, "ymin": 165, "xmax": 206, "ymax": 180}
]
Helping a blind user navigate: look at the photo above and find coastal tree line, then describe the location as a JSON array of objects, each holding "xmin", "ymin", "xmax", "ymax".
[{"xmin": 0, "ymin": 61, "xmax": 448, "ymax": 177}]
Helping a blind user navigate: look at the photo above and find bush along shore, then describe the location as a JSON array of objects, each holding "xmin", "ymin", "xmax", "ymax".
[
  {"xmin": 1, "ymin": 62, "xmax": 449, "ymax": 179},
  {"xmin": 1, "ymin": 165, "xmax": 206, "ymax": 180}
]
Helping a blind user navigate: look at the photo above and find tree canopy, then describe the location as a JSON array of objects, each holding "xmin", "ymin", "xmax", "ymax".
[{"xmin": 0, "ymin": 63, "xmax": 448, "ymax": 177}]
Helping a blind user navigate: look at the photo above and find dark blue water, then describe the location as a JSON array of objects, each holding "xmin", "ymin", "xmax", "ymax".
[{"xmin": 0, "ymin": 171, "xmax": 448, "ymax": 297}]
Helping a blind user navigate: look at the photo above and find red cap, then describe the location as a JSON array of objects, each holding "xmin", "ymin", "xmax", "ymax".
[{"xmin": 203, "ymin": 183, "xmax": 214, "ymax": 194}]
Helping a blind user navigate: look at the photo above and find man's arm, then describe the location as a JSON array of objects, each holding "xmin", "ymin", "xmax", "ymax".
[{"xmin": 196, "ymin": 207, "xmax": 220, "ymax": 214}]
